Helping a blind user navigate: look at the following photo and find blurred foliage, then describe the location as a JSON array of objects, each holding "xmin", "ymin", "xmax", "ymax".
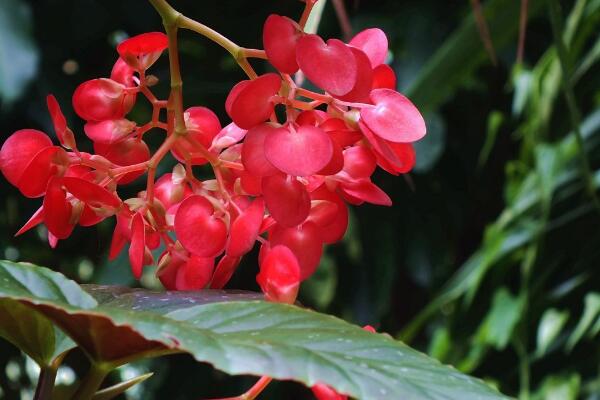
[{"xmin": 0, "ymin": 0, "xmax": 599, "ymax": 399}]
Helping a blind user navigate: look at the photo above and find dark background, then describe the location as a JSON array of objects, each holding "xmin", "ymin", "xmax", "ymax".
[{"xmin": 0, "ymin": 0, "xmax": 599, "ymax": 398}]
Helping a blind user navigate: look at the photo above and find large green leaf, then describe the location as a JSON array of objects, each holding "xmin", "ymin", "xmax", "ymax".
[
  {"xmin": 0, "ymin": 261, "xmax": 508, "ymax": 400},
  {"xmin": 0, "ymin": 261, "xmax": 96, "ymax": 367}
]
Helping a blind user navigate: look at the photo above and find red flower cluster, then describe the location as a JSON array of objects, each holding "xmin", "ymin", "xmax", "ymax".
[{"xmin": 0, "ymin": 9, "xmax": 425, "ymax": 304}]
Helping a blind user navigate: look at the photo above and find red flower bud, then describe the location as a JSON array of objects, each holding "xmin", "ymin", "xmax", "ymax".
[
  {"xmin": 73, "ymin": 78, "xmax": 134, "ymax": 122},
  {"xmin": 256, "ymin": 244, "xmax": 300, "ymax": 304}
]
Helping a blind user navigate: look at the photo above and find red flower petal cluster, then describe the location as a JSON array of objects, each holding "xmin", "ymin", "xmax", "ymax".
[{"xmin": 1, "ymin": 10, "xmax": 425, "ymax": 304}]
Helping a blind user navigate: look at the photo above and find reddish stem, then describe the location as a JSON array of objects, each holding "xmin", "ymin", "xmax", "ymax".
[{"xmin": 208, "ymin": 376, "xmax": 273, "ymax": 400}]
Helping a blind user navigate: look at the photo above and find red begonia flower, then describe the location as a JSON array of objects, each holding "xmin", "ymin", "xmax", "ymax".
[
  {"xmin": 129, "ymin": 212, "xmax": 146, "ymax": 279},
  {"xmin": 263, "ymin": 14, "xmax": 300, "ymax": 74},
  {"xmin": 94, "ymin": 138, "xmax": 150, "ymax": 184},
  {"xmin": 310, "ymin": 186, "xmax": 348, "ymax": 244},
  {"xmin": 226, "ymin": 73, "xmax": 281, "ymax": 129},
  {"xmin": 154, "ymin": 173, "xmax": 192, "ymax": 210},
  {"xmin": 339, "ymin": 180, "xmax": 392, "ymax": 206},
  {"xmin": 270, "ymin": 221, "xmax": 323, "ymax": 280},
  {"xmin": 264, "ymin": 125, "xmax": 333, "ymax": 176},
  {"xmin": 226, "ymin": 198, "xmax": 265, "ymax": 257},
  {"xmin": 18, "ymin": 146, "xmax": 69, "ymax": 198},
  {"xmin": 15, "ymin": 206, "xmax": 44, "ymax": 237},
  {"xmin": 256, "ymin": 244, "xmax": 300, "ymax": 304},
  {"xmin": 349, "ymin": 28, "xmax": 388, "ymax": 68},
  {"xmin": 341, "ymin": 146, "xmax": 377, "ymax": 179},
  {"xmin": 372, "ymin": 64, "xmax": 397, "ymax": 90},
  {"xmin": 109, "ymin": 210, "xmax": 132, "ymax": 260},
  {"xmin": 374, "ymin": 142, "xmax": 416, "ymax": 175},
  {"xmin": 210, "ymin": 255, "xmax": 241, "ymax": 289},
  {"xmin": 117, "ymin": 32, "xmax": 168, "ymax": 70},
  {"xmin": 171, "ymin": 106, "xmax": 221, "ymax": 165},
  {"xmin": 43, "ymin": 177, "xmax": 75, "ymax": 239},
  {"xmin": 84, "ymin": 119, "xmax": 136, "ymax": 144},
  {"xmin": 47, "ymin": 95, "xmax": 76, "ymax": 149},
  {"xmin": 262, "ymin": 174, "xmax": 310, "ymax": 228},
  {"xmin": 211, "ymin": 122, "xmax": 247, "ymax": 151},
  {"xmin": 312, "ymin": 383, "xmax": 348, "ymax": 400},
  {"xmin": 110, "ymin": 57, "xmax": 137, "ymax": 87},
  {"xmin": 241, "ymin": 124, "xmax": 280, "ymax": 177},
  {"xmin": 336, "ymin": 47, "xmax": 373, "ymax": 103},
  {"xmin": 61, "ymin": 176, "xmax": 121, "ymax": 211},
  {"xmin": 73, "ymin": 78, "xmax": 135, "ymax": 122},
  {"xmin": 0, "ymin": 129, "xmax": 53, "ymax": 187},
  {"xmin": 175, "ymin": 255, "xmax": 215, "ymax": 290},
  {"xmin": 317, "ymin": 140, "xmax": 344, "ymax": 176},
  {"xmin": 296, "ymin": 35, "xmax": 357, "ymax": 96},
  {"xmin": 360, "ymin": 88, "xmax": 426, "ymax": 143},
  {"xmin": 175, "ymin": 195, "xmax": 227, "ymax": 257}
]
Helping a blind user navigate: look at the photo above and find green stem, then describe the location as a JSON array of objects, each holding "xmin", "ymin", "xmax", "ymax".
[
  {"xmin": 33, "ymin": 366, "xmax": 58, "ymax": 400},
  {"xmin": 548, "ymin": 0, "xmax": 600, "ymax": 213},
  {"xmin": 71, "ymin": 363, "xmax": 110, "ymax": 400}
]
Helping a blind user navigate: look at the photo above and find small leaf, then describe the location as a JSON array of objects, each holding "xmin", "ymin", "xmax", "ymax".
[
  {"xmin": 536, "ymin": 308, "xmax": 569, "ymax": 356},
  {"xmin": 93, "ymin": 372, "xmax": 154, "ymax": 400},
  {"xmin": 566, "ymin": 292, "xmax": 600, "ymax": 352},
  {"xmin": 475, "ymin": 287, "xmax": 524, "ymax": 350}
]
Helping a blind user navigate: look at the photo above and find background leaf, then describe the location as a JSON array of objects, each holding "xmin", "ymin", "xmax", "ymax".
[{"xmin": 0, "ymin": 0, "xmax": 38, "ymax": 106}]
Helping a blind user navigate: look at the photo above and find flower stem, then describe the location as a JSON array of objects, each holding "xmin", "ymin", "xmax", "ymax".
[
  {"xmin": 33, "ymin": 366, "xmax": 57, "ymax": 400},
  {"xmin": 210, "ymin": 376, "xmax": 273, "ymax": 400},
  {"xmin": 71, "ymin": 363, "xmax": 110, "ymax": 400}
]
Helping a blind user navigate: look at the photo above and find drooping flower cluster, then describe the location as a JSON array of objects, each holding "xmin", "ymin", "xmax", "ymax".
[{"xmin": 0, "ymin": 6, "xmax": 425, "ymax": 306}]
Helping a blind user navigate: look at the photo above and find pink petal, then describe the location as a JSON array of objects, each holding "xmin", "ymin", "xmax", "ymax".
[
  {"xmin": 241, "ymin": 124, "xmax": 280, "ymax": 177},
  {"xmin": 360, "ymin": 89, "xmax": 426, "ymax": 143},
  {"xmin": 226, "ymin": 73, "xmax": 281, "ymax": 129},
  {"xmin": 43, "ymin": 177, "xmax": 74, "ymax": 239},
  {"xmin": 84, "ymin": 119, "xmax": 136, "ymax": 144},
  {"xmin": 310, "ymin": 186, "xmax": 349, "ymax": 244},
  {"xmin": 129, "ymin": 213, "xmax": 146, "ymax": 279},
  {"xmin": 0, "ymin": 129, "xmax": 53, "ymax": 187},
  {"xmin": 340, "ymin": 180, "xmax": 392, "ymax": 206},
  {"xmin": 226, "ymin": 198, "xmax": 265, "ymax": 257},
  {"xmin": 62, "ymin": 176, "xmax": 121, "ymax": 210},
  {"xmin": 263, "ymin": 14, "xmax": 300, "ymax": 74},
  {"xmin": 336, "ymin": 47, "xmax": 373, "ymax": 103},
  {"xmin": 256, "ymin": 244, "xmax": 300, "ymax": 304},
  {"xmin": 175, "ymin": 195, "xmax": 227, "ymax": 257},
  {"xmin": 15, "ymin": 206, "xmax": 44, "ymax": 236},
  {"xmin": 18, "ymin": 146, "xmax": 69, "ymax": 198},
  {"xmin": 270, "ymin": 221, "xmax": 323, "ymax": 280},
  {"xmin": 175, "ymin": 256, "xmax": 215, "ymax": 290},
  {"xmin": 349, "ymin": 28, "xmax": 388, "ymax": 68},
  {"xmin": 264, "ymin": 125, "xmax": 333, "ymax": 176},
  {"xmin": 296, "ymin": 35, "xmax": 357, "ymax": 96},
  {"xmin": 262, "ymin": 174, "xmax": 310, "ymax": 228},
  {"xmin": 372, "ymin": 64, "xmax": 397, "ymax": 90},
  {"xmin": 210, "ymin": 255, "xmax": 241, "ymax": 289},
  {"xmin": 211, "ymin": 122, "xmax": 247, "ymax": 151}
]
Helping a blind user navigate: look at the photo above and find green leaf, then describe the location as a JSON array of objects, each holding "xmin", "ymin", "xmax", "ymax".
[
  {"xmin": 533, "ymin": 374, "xmax": 581, "ymax": 400},
  {"xmin": 0, "ymin": 261, "xmax": 96, "ymax": 367},
  {"xmin": 475, "ymin": 288, "xmax": 524, "ymax": 350},
  {"xmin": 0, "ymin": 0, "xmax": 38, "ymax": 105},
  {"xmin": 536, "ymin": 309, "xmax": 569, "ymax": 357},
  {"xmin": 406, "ymin": 0, "xmax": 546, "ymax": 112},
  {"xmin": 92, "ymin": 372, "xmax": 154, "ymax": 400},
  {"xmin": 0, "ymin": 261, "xmax": 509, "ymax": 400},
  {"xmin": 566, "ymin": 292, "xmax": 600, "ymax": 352}
]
